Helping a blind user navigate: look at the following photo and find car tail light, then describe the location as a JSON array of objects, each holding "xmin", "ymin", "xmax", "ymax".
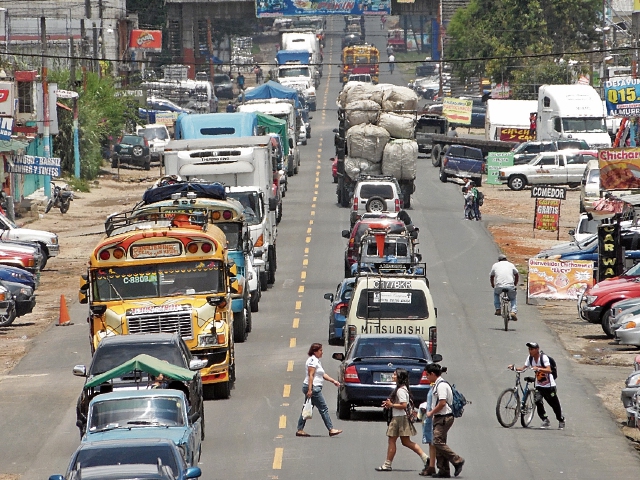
[
  {"xmin": 333, "ymin": 302, "xmax": 347, "ymax": 314},
  {"xmin": 99, "ymin": 250, "xmax": 110, "ymax": 261},
  {"xmin": 420, "ymin": 370, "xmax": 430, "ymax": 385},
  {"xmin": 344, "ymin": 365, "xmax": 360, "ymax": 383},
  {"xmin": 348, "ymin": 237, "xmax": 355, "ymax": 247},
  {"xmin": 443, "ymin": 157, "xmax": 448, "ymax": 167},
  {"xmin": 201, "ymin": 242, "xmax": 213, "ymax": 253},
  {"xmin": 353, "ymin": 197, "xmax": 358, "ymax": 211},
  {"xmin": 428, "ymin": 327, "xmax": 437, "ymax": 355},
  {"xmin": 395, "ymin": 199, "xmax": 400, "ymax": 212}
]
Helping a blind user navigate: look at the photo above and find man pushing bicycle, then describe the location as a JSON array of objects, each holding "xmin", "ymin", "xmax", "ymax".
[{"xmin": 490, "ymin": 254, "xmax": 519, "ymax": 320}]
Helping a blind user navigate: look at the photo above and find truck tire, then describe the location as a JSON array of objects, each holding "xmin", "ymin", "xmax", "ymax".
[
  {"xmin": 431, "ymin": 145, "xmax": 442, "ymax": 167},
  {"xmin": 365, "ymin": 196, "xmax": 386, "ymax": 213},
  {"xmin": 508, "ymin": 175, "xmax": 527, "ymax": 191},
  {"xmin": 439, "ymin": 169, "xmax": 448, "ymax": 183},
  {"xmin": 260, "ymin": 271, "xmax": 269, "ymax": 291},
  {"xmin": 268, "ymin": 246, "xmax": 276, "ymax": 285},
  {"xmin": 212, "ymin": 381, "xmax": 231, "ymax": 400},
  {"xmin": 250, "ymin": 282, "xmax": 260, "ymax": 313},
  {"xmin": 233, "ymin": 308, "xmax": 248, "ymax": 343}
]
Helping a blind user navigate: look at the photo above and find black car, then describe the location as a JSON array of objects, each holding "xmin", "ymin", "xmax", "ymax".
[
  {"xmin": 342, "ymin": 33, "xmax": 364, "ymax": 49},
  {"xmin": 213, "ymin": 74, "xmax": 234, "ymax": 99},
  {"xmin": 73, "ymin": 333, "xmax": 206, "ymax": 438},
  {"xmin": 112, "ymin": 134, "xmax": 151, "ymax": 170},
  {"xmin": 332, "ymin": 334, "xmax": 442, "ymax": 420}
]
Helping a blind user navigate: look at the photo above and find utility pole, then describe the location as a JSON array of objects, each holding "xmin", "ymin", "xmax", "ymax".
[{"xmin": 41, "ymin": 16, "xmax": 51, "ymax": 199}]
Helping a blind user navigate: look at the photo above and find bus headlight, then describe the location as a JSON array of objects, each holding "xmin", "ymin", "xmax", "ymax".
[{"xmin": 198, "ymin": 333, "xmax": 218, "ymax": 347}]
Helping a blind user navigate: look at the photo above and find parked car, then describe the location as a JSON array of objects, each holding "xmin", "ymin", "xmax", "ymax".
[
  {"xmin": 324, "ymin": 278, "xmax": 356, "ymax": 346},
  {"xmin": 48, "ymin": 438, "xmax": 202, "ymax": 480},
  {"xmin": 568, "ymin": 213, "xmax": 601, "ymax": 244},
  {"xmin": 410, "ymin": 77, "xmax": 439, "ymax": 100},
  {"xmin": 0, "ymin": 265, "xmax": 36, "ymax": 317},
  {"xmin": 0, "ymin": 242, "xmax": 42, "ymax": 274},
  {"xmin": 511, "ymin": 139, "xmax": 591, "ymax": 165},
  {"xmin": 0, "ymin": 212, "xmax": 59, "ymax": 268},
  {"xmin": 112, "ymin": 134, "xmax": 151, "ymax": 170},
  {"xmin": 212, "ymin": 74, "xmax": 234, "ymax": 99},
  {"xmin": 83, "ymin": 389, "xmax": 202, "ymax": 467},
  {"xmin": 136, "ymin": 124, "xmax": 171, "ymax": 164},
  {"xmin": 580, "ymin": 159, "xmax": 600, "ymax": 212},
  {"xmin": 0, "ymin": 283, "xmax": 16, "ymax": 327},
  {"xmin": 621, "ymin": 355, "xmax": 640, "ymax": 427},
  {"xmin": 73, "ymin": 333, "xmax": 206, "ymax": 438},
  {"xmin": 331, "ymin": 334, "xmax": 442, "ymax": 420},
  {"xmin": 350, "ymin": 175, "xmax": 402, "ymax": 228}
]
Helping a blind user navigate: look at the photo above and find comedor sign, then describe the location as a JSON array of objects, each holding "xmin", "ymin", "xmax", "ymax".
[{"xmin": 530, "ymin": 186, "xmax": 567, "ymax": 200}]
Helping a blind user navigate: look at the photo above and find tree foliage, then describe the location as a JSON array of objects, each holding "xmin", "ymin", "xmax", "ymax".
[{"xmin": 446, "ymin": 0, "xmax": 601, "ymax": 92}]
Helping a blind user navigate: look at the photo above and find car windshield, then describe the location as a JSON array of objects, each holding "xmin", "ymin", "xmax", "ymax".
[
  {"xmin": 561, "ymin": 117, "xmax": 607, "ymax": 133},
  {"xmin": 356, "ymin": 289, "xmax": 429, "ymax": 319},
  {"xmin": 91, "ymin": 260, "xmax": 225, "ymax": 301},
  {"xmin": 226, "ymin": 192, "xmax": 261, "ymax": 225},
  {"xmin": 89, "ymin": 343, "xmax": 186, "ymax": 376},
  {"xmin": 578, "ymin": 218, "xmax": 600, "ymax": 235},
  {"xmin": 364, "ymin": 238, "xmax": 409, "ymax": 257},
  {"xmin": 89, "ymin": 396, "xmax": 185, "ymax": 431},
  {"xmin": 72, "ymin": 444, "xmax": 179, "ymax": 472},
  {"xmin": 138, "ymin": 127, "xmax": 168, "ymax": 141},
  {"xmin": 354, "ymin": 337, "xmax": 427, "ymax": 359},
  {"xmin": 359, "ymin": 184, "xmax": 394, "ymax": 199},
  {"xmin": 279, "ymin": 67, "xmax": 310, "ymax": 77},
  {"xmin": 624, "ymin": 263, "xmax": 640, "ymax": 276}
]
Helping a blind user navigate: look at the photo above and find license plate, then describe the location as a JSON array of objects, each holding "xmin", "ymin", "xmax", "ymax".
[{"xmin": 380, "ymin": 372, "xmax": 394, "ymax": 383}]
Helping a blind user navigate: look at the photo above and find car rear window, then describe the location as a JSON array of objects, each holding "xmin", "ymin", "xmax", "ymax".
[
  {"xmin": 138, "ymin": 127, "xmax": 169, "ymax": 141},
  {"xmin": 122, "ymin": 136, "xmax": 144, "ymax": 145},
  {"xmin": 356, "ymin": 289, "xmax": 428, "ymax": 319},
  {"xmin": 446, "ymin": 146, "xmax": 483, "ymax": 160},
  {"xmin": 365, "ymin": 240, "xmax": 409, "ymax": 257},
  {"xmin": 359, "ymin": 184, "xmax": 394, "ymax": 199},
  {"xmin": 354, "ymin": 337, "xmax": 426, "ymax": 358},
  {"xmin": 90, "ymin": 344, "xmax": 186, "ymax": 375}
]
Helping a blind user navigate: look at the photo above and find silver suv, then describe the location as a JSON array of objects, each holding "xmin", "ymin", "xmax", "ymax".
[{"xmin": 350, "ymin": 175, "xmax": 402, "ymax": 227}]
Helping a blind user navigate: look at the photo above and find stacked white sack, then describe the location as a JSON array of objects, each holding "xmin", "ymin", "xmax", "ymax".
[
  {"xmin": 382, "ymin": 139, "xmax": 418, "ymax": 180},
  {"xmin": 346, "ymin": 123, "xmax": 390, "ymax": 163},
  {"xmin": 345, "ymin": 100, "xmax": 381, "ymax": 127},
  {"xmin": 339, "ymin": 83, "xmax": 380, "ymax": 108},
  {"xmin": 381, "ymin": 86, "xmax": 419, "ymax": 112},
  {"xmin": 377, "ymin": 112, "xmax": 417, "ymax": 139},
  {"xmin": 345, "ymin": 156, "xmax": 382, "ymax": 180}
]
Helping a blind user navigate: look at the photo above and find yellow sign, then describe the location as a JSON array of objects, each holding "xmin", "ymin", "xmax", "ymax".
[
  {"xmin": 442, "ymin": 98, "xmax": 472, "ymax": 125},
  {"xmin": 527, "ymin": 259, "xmax": 594, "ymax": 300},
  {"xmin": 598, "ymin": 147, "xmax": 640, "ymax": 190},
  {"xmin": 635, "ymin": 0, "xmax": 640, "ymax": 12},
  {"xmin": 131, "ymin": 242, "xmax": 182, "ymax": 259}
]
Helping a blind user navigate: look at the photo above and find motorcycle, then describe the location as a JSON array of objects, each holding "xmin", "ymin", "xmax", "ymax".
[{"xmin": 45, "ymin": 183, "xmax": 74, "ymax": 214}]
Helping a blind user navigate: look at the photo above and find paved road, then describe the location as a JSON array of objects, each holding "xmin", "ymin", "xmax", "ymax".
[{"xmin": 1, "ymin": 15, "xmax": 639, "ymax": 480}]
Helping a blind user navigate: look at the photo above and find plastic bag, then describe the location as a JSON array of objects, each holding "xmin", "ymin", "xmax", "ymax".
[{"xmin": 302, "ymin": 398, "xmax": 313, "ymax": 420}]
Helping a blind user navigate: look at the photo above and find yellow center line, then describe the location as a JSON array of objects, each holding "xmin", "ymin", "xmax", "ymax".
[
  {"xmin": 305, "ymin": 236, "xmax": 311, "ymax": 243},
  {"xmin": 311, "ymin": 210, "xmax": 316, "ymax": 215},
  {"xmin": 289, "ymin": 338, "xmax": 296, "ymax": 348},
  {"xmin": 293, "ymin": 317, "xmax": 300, "ymax": 328},
  {"xmin": 287, "ymin": 360, "xmax": 294, "ymax": 371},
  {"xmin": 283, "ymin": 384, "xmax": 291, "ymax": 397},
  {"xmin": 303, "ymin": 258, "xmax": 308, "ymax": 266},
  {"xmin": 313, "ymin": 197, "xmax": 317, "ymax": 202},
  {"xmin": 279, "ymin": 415, "xmax": 287, "ymax": 429},
  {"xmin": 309, "ymin": 219, "xmax": 314, "ymax": 225},
  {"xmin": 301, "ymin": 271, "xmax": 307, "ymax": 279},
  {"xmin": 273, "ymin": 448, "xmax": 283, "ymax": 470},
  {"xmin": 295, "ymin": 300, "xmax": 302, "ymax": 309},
  {"xmin": 305, "ymin": 248, "xmax": 309, "ymax": 254},
  {"xmin": 307, "ymin": 227, "xmax": 312, "ymax": 234},
  {"xmin": 298, "ymin": 286, "xmax": 304, "ymax": 293}
]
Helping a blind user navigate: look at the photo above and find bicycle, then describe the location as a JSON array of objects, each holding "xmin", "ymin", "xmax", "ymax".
[
  {"xmin": 499, "ymin": 288, "xmax": 512, "ymax": 331},
  {"xmin": 496, "ymin": 367, "xmax": 537, "ymax": 428}
]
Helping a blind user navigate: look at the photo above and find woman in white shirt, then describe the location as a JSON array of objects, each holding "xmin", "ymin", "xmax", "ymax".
[
  {"xmin": 296, "ymin": 343, "xmax": 343, "ymax": 437},
  {"xmin": 376, "ymin": 369, "xmax": 429, "ymax": 472}
]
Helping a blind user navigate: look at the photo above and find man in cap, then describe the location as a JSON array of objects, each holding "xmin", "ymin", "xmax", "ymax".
[
  {"xmin": 509, "ymin": 342, "xmax": 565, "ymax": 429},
  {"xmin": 489, "ymin": 254, "xmax": 519, "ymax": 319}
]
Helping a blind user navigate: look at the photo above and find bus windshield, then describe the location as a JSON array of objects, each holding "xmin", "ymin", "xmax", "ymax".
[{"xmin": 92, "ymin": 260, "xmax": 225, "ymax": 301}]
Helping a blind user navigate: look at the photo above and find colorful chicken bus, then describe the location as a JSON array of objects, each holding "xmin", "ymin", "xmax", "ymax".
[
  {"xmin": 79, "ymin": 210, "xmax": 238, "ymax": 399},
  {"xmin": 342, "ymin": 44, "xmax": 380, "ymax": 84}
]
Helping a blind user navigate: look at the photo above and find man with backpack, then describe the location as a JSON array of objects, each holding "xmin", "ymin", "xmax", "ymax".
[
  {"xmin": 424, "ymin": 364, "xmax": 465, "ymax": 478},
  {"xmin": 509, "ymin": 342, "xmax": 565, "ymax": 429}
]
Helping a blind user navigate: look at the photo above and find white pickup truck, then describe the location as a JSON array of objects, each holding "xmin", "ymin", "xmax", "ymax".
[{"xmin": 498, "ymin": 150, "xmax": 596, "ymax": 191}]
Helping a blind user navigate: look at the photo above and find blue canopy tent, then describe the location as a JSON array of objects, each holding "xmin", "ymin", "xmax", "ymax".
[{"xmin": 244, "ymin": 81, "xmax": 301, "ymax": 108}]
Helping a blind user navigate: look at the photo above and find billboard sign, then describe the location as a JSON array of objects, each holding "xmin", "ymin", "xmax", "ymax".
[
  {"xmin": 527, "ymin": 259, "xmax": 594, "ymax": 300},
  {"xmin": 0, "ymin": 117, "xmax": 13, "ymax": 141},
  {"xmin": 598, "ymin": 147, "xmax": 640, "ymax": 190},
  {"xmin": 486, "ymin": 151, "xmax": 513, "ymax": 185},
  {"xmin": 255, "ymin": 0, "xmax": 390, "ymax": 17},
  {"xmin": 497, "ymin": 127, "xmax": 534, "ymax": 142},
  {"xmin": 604, "ymin": 78, "xmax": 640, "ymax": 116},
  {"xmin": 442, "ymin": 97, "xmax": 472, "ymax": 125},
  {"xmin": 0, "ymin": 81, "xmax": 14, "ymax": 117},
  {"xmin": 534, "ymin": 198, "xmax": 561, "ymax": 234},
  {"xmin": 12, "ymin": 155, "xmax": 61, "ymax": 176},
  {"xmin": 129, "ymin": 30, "xmax": 162, "ymax": 52}
]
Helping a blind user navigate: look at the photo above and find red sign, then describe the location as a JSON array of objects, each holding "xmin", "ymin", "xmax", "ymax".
[
  {"xmin": 534, "ymin": 198, "xmax": 561, "ymax": 233},
  {"xmin": 0, "ymin": 90, "xmax": 9, "ymax": 102},
  {"xmin": 129, "ymin": 30, "xmax": 162, "ymax": 51},
  {"xmin": 498, "ymin": 127, "xmax": 534, "ymax": 142}
]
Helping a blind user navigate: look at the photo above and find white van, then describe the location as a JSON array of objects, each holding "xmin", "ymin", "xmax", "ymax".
[
  {"xmin": 136, "ymin": 124, "xmax": 171, "ymax": 163},
  {"xmin": 345, "ymin": 272, "xmax": 437, "ymax": 354}
]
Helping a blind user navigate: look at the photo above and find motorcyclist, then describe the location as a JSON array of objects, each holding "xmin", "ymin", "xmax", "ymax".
[{"xmin": 490, "ymin": 254, "xmax": 519, "ymax": 320}]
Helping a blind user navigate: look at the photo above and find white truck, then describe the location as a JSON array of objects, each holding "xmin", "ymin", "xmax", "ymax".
[
  {"xmin": 485, "ymin": 99, "xmax": 537, "ymax": 141},
  {"xmin": 163, "ymin": 136, "xmax": 278, "ymax": 290},
  {"xmin": 281, "ymin": 31, "xmax": 322, "ymax": 78},
  {"xmin": 275, "ymin": 66, "xmax": 317, "ymax": 110},
  {"xmin": 536, "ymin": 84, "xmax": 612, "ymax": 149},
  {"xmin": 238, "ymin": 100, "xmax": 301, "ymax": 176}
]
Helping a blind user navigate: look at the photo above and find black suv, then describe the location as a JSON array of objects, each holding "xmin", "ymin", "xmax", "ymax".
[
  {"xmin": 73, "ymin": 333, "xmax": 206, "ymax": 438},
  {"xmin": 112, "ymin": 134, "xmax": 151, "ymax": 170}
]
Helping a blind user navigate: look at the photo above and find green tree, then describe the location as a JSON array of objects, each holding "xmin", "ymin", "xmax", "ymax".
[{"xmin": 446, "ymin": 0, "xmax": 600, "ymax": 91}]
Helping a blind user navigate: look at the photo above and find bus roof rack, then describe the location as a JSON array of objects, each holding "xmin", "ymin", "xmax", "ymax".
[
  {"xmin": 105, "ymin": 208, "xmax": 209, "ymax": 237},
  {"xmin": 142, "ymin": 181, "xmax": 226, "ymax": 205}
]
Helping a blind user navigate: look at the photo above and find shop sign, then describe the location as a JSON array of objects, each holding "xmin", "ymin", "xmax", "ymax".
[
  {"xmin": 598, "ymin": 223, "xmax": 623, "ymax": 282},
  {"xmin": 598, "ymin": 147, "xmax": 640, "ymax": 190},
  {"xmin": 527, "ymin": 259, "xmax": 594, "ymax": 300},
  {"xmin": 486, "ymin": 152, "xmax": 514, "ymax": 185},
  {"xmin": 534, "ymin": 198, "xmax": 561, "ymax": 236}
]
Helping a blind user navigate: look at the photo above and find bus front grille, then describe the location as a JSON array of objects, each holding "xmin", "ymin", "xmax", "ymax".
[{"xmin": 127, "ymin": 310, "xmax": 194, "ymax": 339}]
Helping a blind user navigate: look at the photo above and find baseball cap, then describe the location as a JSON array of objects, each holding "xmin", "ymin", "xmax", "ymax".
[
  {"xmin": 526, "ymin": 342, "xmax": 539, "ymax": 349},
  {"xmin": 498, "ymin": 254, "xmax": 507, "ymax": 261}
]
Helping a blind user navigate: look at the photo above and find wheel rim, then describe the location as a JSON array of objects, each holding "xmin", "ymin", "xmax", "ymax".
[
  {"xmin": 496, "ymin": 389, "xmax": 519, "ymax": 427},
  {"xmin": 511, "ymin": 177, "xmax": 524, "ymax": 190},
  {"xmin": 132, "ymin": 146, "xmax": 143, "ymax": 156},
  {"xmin": 369, "ymin": 199, "xmax": 384, "ymax": 211}
]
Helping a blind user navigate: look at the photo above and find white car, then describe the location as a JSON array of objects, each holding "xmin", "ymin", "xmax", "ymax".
[
  {"xmin": 136, "ymin": 124, "xmax": 171, "ymax": 164},
  {"xmin": 0, "ymin": 213, "xmax": 59, "ymax": 268}
]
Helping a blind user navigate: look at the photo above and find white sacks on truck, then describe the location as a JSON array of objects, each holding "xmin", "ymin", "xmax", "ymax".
[
  {"xmin": 345, "ymin": 100, "xmax": 381, "ymax": 127},
  {"xmin": 381, "ymin": 86, "xmax": 419, "ymax": 112},
  {"xmin": 339, "ymin": 83, "xmax": 378, "ymax": 108},
  {"xmin": 377, "ymin": 112, "xmax": 416, "ymax": 139},
  {"xmin": 345, "ymin": 156, "xmax": 382, "ymax": 180},
  {"xmin": 382, "ymin": 139, "xmax": 418, "ymax": 180},
  {"xmin": 346, "ymin": 124, "xmax": 390, "ymax": 163}
]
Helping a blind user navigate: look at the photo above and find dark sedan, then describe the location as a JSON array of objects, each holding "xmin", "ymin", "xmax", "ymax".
[
  {"xmin": 324, "ymin": 277, "xmax": 356, "ymax": 346},
  {"xmin": 332, "ymin": 334, "xmax": 442, "ymax": 420}
]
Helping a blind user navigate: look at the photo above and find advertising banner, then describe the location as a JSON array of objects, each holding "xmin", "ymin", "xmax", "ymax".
[
  {"xmin": 598, "ymin": 147, "xmax": 640, "ymax": 190},
  {"xmin": 598, "ymin": 223, "xmax": 623, "ymax": 282},
  {"xmin": 527, "ymin": 259, "xmax": 594, "ymax": 300},
  {"xmin": 604, "ymin": 78, "xmax": 640, "ymax": 116},
  {"xmin": 530, "ymin": 186, "xmax": 566, "ymax": 200},
  {"xmin": 0, "ymin": 117, "xmax": 13, "ymax": 141},
  {"xmin": 256, "ymin": 0, "xmax": 390, "ymax": 17},
  {"xmin": 0, "ymin": 81, "xmax": 14, "ymax": 117},
  {"xmin": 129, "ymin": 30, "xmax": 162, "ymax": 52},
  {"xmin": 12, "ymin": 155, "xmax": 61, "ymax": 176},
  {"xmin": 497, "ymin": 127, "xmax": 534, "ymax": 142},
  {"xmin": 442, "ymin": 97, "xmax": 472, "ymax": 124},
  {"xmin": 486, "ymin": 151, "xmax": 514, "ymax": 185},
  {"xmin": 534, "ymin": 198, "xmax": 561, "ymax": 233}
]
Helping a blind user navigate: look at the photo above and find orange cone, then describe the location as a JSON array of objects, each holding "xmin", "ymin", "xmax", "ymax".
[{"xmin": 57, "ymin": 294, "xmax": 72, "ymax": 326}]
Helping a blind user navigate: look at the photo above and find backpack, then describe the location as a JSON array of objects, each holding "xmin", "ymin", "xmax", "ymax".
[
  {"xmin": 442, "ymin": 381, "xmax": 469, "ymax": 418},
  {"xmin": 476, "ymin": 191, "xmax": 484, "ymax": 206},
  {"xmin": 529, "ymin": 352, "xmax": 558, "ymax": 379}
]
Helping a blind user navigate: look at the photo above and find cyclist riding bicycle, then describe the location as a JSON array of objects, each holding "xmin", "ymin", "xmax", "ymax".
[{"xmin": 490, "ymin": 254, "xmax": 519, "ymax": 320}]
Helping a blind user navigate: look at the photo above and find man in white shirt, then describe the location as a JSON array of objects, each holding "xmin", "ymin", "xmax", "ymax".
[{"xmin": 490, "ymin": 253, "xmax": 519, "ymax": 320}]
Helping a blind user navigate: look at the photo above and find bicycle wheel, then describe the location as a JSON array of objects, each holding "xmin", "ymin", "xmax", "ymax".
[
  {"xmin": 501, "ymin": 297, "xmax": 510, "ymax": 332},
  {"xmin": 520, "ymin": 391, "xmax": 536, "ymax": 428},
  {"xmin": 496, "ymin": 388, "xmax": 520, "ymax": 428}
]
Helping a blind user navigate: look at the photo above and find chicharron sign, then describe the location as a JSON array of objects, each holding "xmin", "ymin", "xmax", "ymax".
[
  {"xmin": 497, "ymin": 127, "xmax": 534, "ymax": 142},
  {"xmin": 598, "ymin": 147, "xmax": 640, "ymax": 190},
  {"xmin": 527, "ymin": 259, "xmax": 594, "ymax": 300},
  {"xmin": 12, "ymin": 155, "xmax": 61, "ymax": 176},
  {"xmin": 255, "ymin": 0, "xmax": 390, "ymax": 17}
]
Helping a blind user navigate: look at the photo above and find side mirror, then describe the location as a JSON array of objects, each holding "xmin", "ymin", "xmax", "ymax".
[
  {"xmin": 190, "ymin": 410, "xmax": 201, "ymax": 424},
  {"xmin": 269, "ymin": 197, "xmax": 278, "ymax": 211},
  {"xmin": 184, "ymin": 467, "xmax": 202, "ymax": 479},
  {"xmin": 416, "ymin": 253, "xmax": 423, "ymax": 262},
  {"xmin": 189, "ymin": 358, "xmax": 208, "ymax": 371},
  {"xmin": 206, "ymin": 295, "xmax": 227, "ymax": 308},
  {"xmin": 431, "ymin": 353, "xmax": 443, "ymax": 363},
  {"xmin": 332, "ymin": 352, "xmax": 345, "ymax": 361},
  {"xmin": 79, "ymin": 275, "xmax": 89, "ymax": 304},
  {"xmin": 297, "ymin": 141, "xmax": 303, "ymax": 146},
  {"xmin": 333, "ymin": 128, "xmax": 339, "ymax": 133},
  {"xmin": 341, "ymin": 230, "xmax": 350, "ymax": 238},
  {"xmin": 73, "ymin": 365, "xmax": 87, "ymax": 377},
  {"xmin": 324, "ymin": 293, "xmax": 334, "ymax": 302},
  {"xmin": 568, "ymin": 229, "xmax": 575, "ymax": 236}
]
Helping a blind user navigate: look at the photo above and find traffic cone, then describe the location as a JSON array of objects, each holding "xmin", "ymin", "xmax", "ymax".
[{"xmin": 57, "ymin": 294, "xmax": 72, "ymax": 326}]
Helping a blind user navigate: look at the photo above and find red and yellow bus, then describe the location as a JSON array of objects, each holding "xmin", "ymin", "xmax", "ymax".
[{"xmin": 342, "ymin": 45, "xmax": 380, "ymax": 84}]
